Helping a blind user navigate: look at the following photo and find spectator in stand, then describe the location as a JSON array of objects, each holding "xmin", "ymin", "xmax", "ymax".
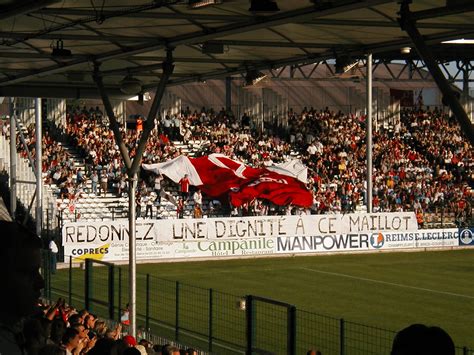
[
  {"xmin": 91, "ymin": 171, "xmax": 98, "ymax": 195},
  {"xmin": 193, "ymin": 189, "xmax": 202, "ymax": 206},
  {"xmin": 136, "ymin": 116, "xmax": 143, "ymax": 134},
  {"xmin": 154, "ymin": 173, "xmax": 164, "ymax": 204},
  {"xmin": 179, "ymin": 174, "xmax": 190, "ymax": 201},
  {"xmin": 61, "ymin": 328, "xmax": 83, "ymax": 355},
  {"xmin": 162, "ymin": 114, "xmax": 172, "ymax": 138},
  {"xmin": 135, "ymin": 193, "xmax": 142, "ymax": 218},
  {"xmin": 177, "ymin": 198, "xmax": 184, "ymax": 219},
  {"xmin": 193, "ymin": 203, "xmax": 203, "ymax": 218},
  {"xmin": 162, "ymin": 344, "xmax": 180, "ymax": 355},
  {"xmin": 143, "ymin": 192, "xmax": 154, "ymax": 219},
  {"xmin": 100, "ymin": 171, "xmax": 108, "ymax": 197},
  {"xmin": 49, "ymin": 237, "xmax": 59, "ymax": 274}
]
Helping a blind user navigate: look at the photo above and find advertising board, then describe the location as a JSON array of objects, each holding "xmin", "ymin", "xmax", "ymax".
[{"xmin": 61, "ymin": 213, "xmax": 463, "ymax": 262}]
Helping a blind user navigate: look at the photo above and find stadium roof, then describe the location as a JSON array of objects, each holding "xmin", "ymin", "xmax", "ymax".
[{"xmin": 0, "ymin": 0, "xmax": 473, "ymax": 98}]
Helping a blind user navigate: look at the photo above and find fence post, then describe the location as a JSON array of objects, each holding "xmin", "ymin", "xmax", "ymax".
[
  {"xmin": 175, "ymin": 281, "xmax": 180, "ymax": 341},
  {"xmin": 340, "ymin": 318, "xmax": 345, "ymax": 355},
  {"xmin": 146, "ymin": 274, "xmax": 150, "ymax": 330},
  {"xmin": 68, "ymin": 256, "xmax": 72, "ymax": 306},
  {"xmin": 288, "ymin": 305, "xmax": 297, "ymax": 355},
  {"xmin": 47, "ymin": 251, "xmax": 51, "ymax": 300},
  {"xmin": 118, "ymin": 267, "xmax": 122, "ymax": 322},
  {"xmin": 46, "ymin": 208, "xmax": 50, "ymax": 239},
  {"xmin": 108, "ymin": 264, "xmax": 115, "ymax": 320},
  {"xmin": 208, "ymin": 288, "xmax": 213, "ymax": 352},
  {"xmin": 42, "ymin": 250, "xmax": 50, "ymax": 300},
  {"xmin": 245, "ymin": 295, "xmax": 254, "ymax": 355},
  {"xmin": 85, "ymin": 259, "xmax": 91, "ymax": 310}
]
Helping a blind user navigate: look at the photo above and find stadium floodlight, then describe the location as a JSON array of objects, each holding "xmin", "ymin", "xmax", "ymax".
[
  {"xmin": 335, "ymin": 56, "xmax": 358, "ymax": 74},
  {"xmin": 51, "ymin": 40, "xmax": 72, "ymax": 58},
  {"xmin": 442, "ymin": 38, "xmax": 474, "ymax": 44},
  {"xmin": 127, "ymin": 92, "xmax": 151, "ymax": 101},
  {"xmin": 189, "ymin": 0, "xmax": 223, "ymax": 9},
  {"xmin": 249, "ymin": 0, "xmax": 280, "ymax": 13},
  {"xmin": 400, "ymin": 46, "xmax": 411, "ymax": 54},
  {"xmin": 245, "ymin": 70, "xmax": 267, "ymax": 86},
  {"xmin": 120, "ymin": 76, "xmax": 142, "ymax": 95}
]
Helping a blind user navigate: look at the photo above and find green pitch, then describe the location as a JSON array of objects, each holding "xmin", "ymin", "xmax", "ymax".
[
  {"xmin": 51, "ymin": 249, "xmax": 474, "ymax": 352},
  {"xmin": 136, "ymin": 249, "xmax": 474, "ymax": 346}
]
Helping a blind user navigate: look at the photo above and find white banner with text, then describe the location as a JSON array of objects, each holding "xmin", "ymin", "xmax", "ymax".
[{"xmin": 58, "ymin": 212, "xmax": 472, "ymax": 262}]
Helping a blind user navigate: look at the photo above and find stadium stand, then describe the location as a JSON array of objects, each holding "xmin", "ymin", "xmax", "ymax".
[{"xmin": 1, "ymin": 103, "xmax": 472, "ymax": 228}]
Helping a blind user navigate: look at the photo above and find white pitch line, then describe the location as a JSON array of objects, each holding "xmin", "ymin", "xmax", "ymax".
[{"xmin": 300, "ymin": 267, "xmax": 474, "ymax": 299}]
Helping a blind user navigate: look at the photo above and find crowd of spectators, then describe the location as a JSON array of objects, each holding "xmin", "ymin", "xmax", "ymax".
[
  {"xmin": 160, "ymin": 105, "xmax": 472, "ymax": 223},
  {"xmin": 19, "ymin": 297, "xmax": 198, "ymax": 355},
  {"xmin": 2, "ymin": 102, "xmax": 472, "ymax": 225},
  {"xmin": 0, "ymin": 218, "xmax": 196, "ymax": 355}
]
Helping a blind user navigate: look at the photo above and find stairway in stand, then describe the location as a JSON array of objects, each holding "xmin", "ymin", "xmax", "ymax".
[
  {"xmin": 56, "ymin": 139, "xmax": 203, "ymax": 224},
  {"xmin": 53, "ymin": 143, "xmax": 130, "ymax": 224}
]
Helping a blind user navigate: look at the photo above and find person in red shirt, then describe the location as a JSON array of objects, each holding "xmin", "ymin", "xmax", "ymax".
[
  {"xmin": 136, "ymin": 116, "xmax": 143, "ymax": 133},
  {"xmin": 179, "ymin": 174, "xmax": 190, "ymax": 200}
]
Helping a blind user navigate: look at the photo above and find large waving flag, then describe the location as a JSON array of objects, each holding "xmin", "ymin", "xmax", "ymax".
[{"xmin": 143, "ymin": 154, "xmax": 313, "ymax": 207}]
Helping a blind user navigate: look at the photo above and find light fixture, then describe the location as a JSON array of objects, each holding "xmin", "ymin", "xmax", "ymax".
[
  {"xmin": 249, "ymin": 0, "xmax": 280, "ymax": 13},
  {"xmin": 335, "ymin": 56, "xmax": 358, "ymax": 74},
  {"xmin": 442, "ymin": 38, "xmax": 474, "ymax": 44},
  {"xmin": 127, "ymin": 92, "xmax": 151, "ymax": 101},
  {"xmin": 120, "ymin": 75, "xmax": 142, "ymax": 95},
  {"xmin": 189, "ymin": 0, "xmax": 222, "ymax": 9},
  {"xmin": 52, "ymin": 39, "xmax": 72, "ymax": 57},
  {"xmin": 245, "ymin": 70, "xmax": 267, "ymax": 86},
  {"xmin": 400, "ymin": 46, "xmax": 411, "ymax": 54}
]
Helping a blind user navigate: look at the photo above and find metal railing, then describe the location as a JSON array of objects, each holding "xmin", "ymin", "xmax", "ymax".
[{"xmin": 44, "ymin": 255, "xmax": 474, "ymax": 355}]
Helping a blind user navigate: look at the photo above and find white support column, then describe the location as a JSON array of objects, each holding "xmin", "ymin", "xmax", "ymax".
[
  {"xmin": 35, "ymin": 98, "xmax": 42, "ymax": 237},
  {"xmin": 10, "ymin": 97, "xmax": 17, "ymax": 218},
  {"xmin": 173, "ymin": 94, "xmax": 179, "ymax": 116},
  {"xmin": 128, "ymin": 173, "xmax": 137, "ymax": 337},
  {"xmin": 366, "ymin": 54, "xmax": 373, "ymax": 213}
]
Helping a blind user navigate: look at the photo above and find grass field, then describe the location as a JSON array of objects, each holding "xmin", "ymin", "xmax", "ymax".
[{"xmin": 51, "ymin": 249, "xmax": 474, "ymax": 353}]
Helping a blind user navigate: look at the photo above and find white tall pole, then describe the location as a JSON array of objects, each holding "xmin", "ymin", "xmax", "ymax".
[
  {"xmin": 35, "ymin": 98, "xmax": 43, "ymax": 236},
  {"xmin": 366, "ymin": 54, "xmax": 373, "ymax": 213},
  {"xmin": 9, "ymin": 97, "xmax": 17, "ymax": 218},
  {"xmin": 128, "ymin": 173, "xmax": 137, "ymax": 337}
]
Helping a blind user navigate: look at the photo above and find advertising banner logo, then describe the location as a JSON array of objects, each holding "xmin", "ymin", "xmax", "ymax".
[{"xmin": 459, "ymin": 228, "xmax": 474, "ymax": 246}]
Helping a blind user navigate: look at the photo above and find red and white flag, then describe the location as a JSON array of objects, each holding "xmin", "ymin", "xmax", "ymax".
[{"xmin": 143, "ymin": 154, "xmax": 313, "ymax": 207}]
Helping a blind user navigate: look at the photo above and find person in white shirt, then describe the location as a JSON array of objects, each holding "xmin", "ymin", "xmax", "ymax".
[
  {"xmin": 193, "ymin": 190, "xmax": 203, "ymax": 206},
  {"xmin": 49, "ymin": 238, "xmax": 59, "ymax": 274}
]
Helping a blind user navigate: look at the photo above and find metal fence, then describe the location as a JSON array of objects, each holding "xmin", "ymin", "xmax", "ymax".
[{"xmin": 43, "ymin": 254, "xmax": 474, "ymax": 355}]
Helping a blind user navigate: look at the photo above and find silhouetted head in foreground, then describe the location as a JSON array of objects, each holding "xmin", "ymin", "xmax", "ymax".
[
  {"xmin": 0, "ymin": 221, "xmax": 44, "ymax": 323},
  {"xmin": 391, "ymin": 324, "xmax": 455, "ymax": 355}
]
